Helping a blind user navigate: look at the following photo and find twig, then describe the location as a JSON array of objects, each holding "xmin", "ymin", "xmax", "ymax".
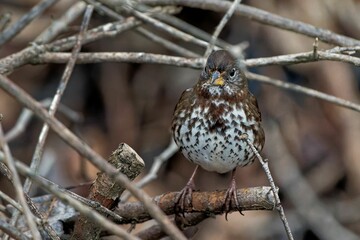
[
  {"xmin": 0, "ymin": 190, "xmax": 23, "ymax": 213},
  {"xmin": 33, "ymin": 49, "xmax": 360, "ymax": 67},
  {"xmin": 246, "ymin": 72, "xmax": 360, "ymax": 113},
  {"xmin": 204, "ymin": 0, "xmax": 242, "ymax": 57},
  {"xmin": 8, "ymin": 6, "xmax": 92, "ymax": 238},
  {"xmin": 245, "ymin": 138, "xmax": 294, "ymax": 240},
  {"xmin": 0, "ymin": 74, "xmax": 187, "ymax": 240},
  {"xmin": 313, "ymin": 37, "xmax": 319, "ymax": 58},
  {"xmin": 121, "ymin": 138, "xmax": 179, "ymax": 202},
  {"xmin": 152, "ymin": 7, "xmax": 234, "ymax": 51},
  {"xmin": 123, "ymin": 6, "xmax": 214, "ymax": 50},
  {"xmin": 0, "ymin": 151, "xmax": 125, "ymax": 225},
  {"xmin": 0, "ymin": 218, "xmax": 30, "ymax": 240},
  {"xmin": 0, "ymin": 16, "xmax": 141, "ymax": 75},
  {"xmin": 5, "ymin": 158, "xmax": 139, "ymax": 240},
  {"xmin": 5, "ymin": 98, "xmax": 82, "ymax": 142},
  {"xmin": 86, "ymin": 0, "xmax": 199, "ymax": 57},
  {"xmin": 32, "ymin": 52, "xmax": 205, "ymax": 68},
  {"xmin": 0, "ymin": 156, "xmax": 59, "ymax": 240},
  {"xmin": 266, "ymin": 122, "xmax": 359, "ymax": 240},
  {"xmin": 0, "ymin": 0, "xmax": 57, "ymax": 46},
  {"xmin": 72, "ymin": 143, "xmax": 145, "ymax": 239},
  {"xmin": 140, "ymin": 0, "xmax": 360, "ymax": 46},
  {"xmin": 28, "ymin": 51, "xmax": 360, "ymax": 113},
  {"xmin": 24, "ymin": 3, "xmax": 93, "ymax": 196},
  {"xmin": 0, "ymin": 12, "xmax": 11, "ymax": 32},
  {"xmin": 0, "ymin": 124, "xmax": 41, "ymax": 239},
  {"xmin": 245, "ymin": 50, "xmax": 360, "ymax": 67},
  {"xmin": 35, "ymin": 2, "xmax": 87, "ymax": 44}
]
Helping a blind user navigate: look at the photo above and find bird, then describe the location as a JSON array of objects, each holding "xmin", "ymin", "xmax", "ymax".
[{"xmin": 171, "ymin": 50, "xmax": 265, "ymax": 219}]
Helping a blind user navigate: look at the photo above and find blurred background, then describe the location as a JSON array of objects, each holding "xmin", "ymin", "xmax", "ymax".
[{"xmin": 0, "ymin": 0, "xmax": 360, "ymax": 239}]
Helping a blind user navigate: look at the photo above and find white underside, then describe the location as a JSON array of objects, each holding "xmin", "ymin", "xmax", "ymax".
[{"xmin": 176, "ymin": 104, "xmax": 258, "ymax": 173}]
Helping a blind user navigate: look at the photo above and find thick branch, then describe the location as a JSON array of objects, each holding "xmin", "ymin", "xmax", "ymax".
[
  {"xmin": 72, "ymin": 143, "xmax": 145, "ymax": 240},
  {"xmin": 115, "ymin": 186, "xmax": 275, "ymax": 224}
]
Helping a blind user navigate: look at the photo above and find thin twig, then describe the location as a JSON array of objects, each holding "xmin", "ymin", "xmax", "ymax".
[
  {"xmin": 86, "ymin": 0, "xmax": 199, "ymax": 57},
  {"xmin": 5, "ymin": 98, "xmax": 82, "ymax": 142},
  {"xmin": 204, "ymin": 0, "xmax": 242, "ymax": 57},
  {"xmin": 245, "ymin": 138, "xmax": 294, "ymax": 240},
  {"xmin": 0, "ymin": 124, "xmax": 41, "ymax": 239},
  {"xmin": 8, "ymin": 158, "xmax": 139, "ymax": 240},
  {"xmin": 123, "ymin": 5, "xmax": 214, "ymax": 49},
  {"xmin": 266, "ymin": 122, "xmax": 359, "ymax": 240},
  {"xmin": 245, "ymin": 50, "xmax": 360, "ymax": 67},
  {"xmin": 0, "ymin": 16, "xmax": 141, "ymax": 75},
  {"xmin": 0, "ymin": 12, "xmax": 11, "ymax": 32},
  {"xmin": 121, "ymin": 138, "xmax": 179, "ymax": 202},
  {"xmin": 0, "ymin": 73, "xmax": 187, "ymax": 240},
  {"xmin": 24, "ymin": 3, "xmax": 93, "ymax": 196},
  {"xmin": 35, "ymin": 2, "xmax": 87, "ymax": 44},
  {"xmin": 28, "ymin": 51, "xmax": 360, "ymax": 113},
  {"xmin": 152, "ymin": 7, "xmax": 234, "ymax": 51},
  {"xmin": 0, "ymin": 218, "xmax": 30, "ymax": 240},
  {"xmin": 140, "ymin": 0, "xmax": 360, "ymax": 46},
  {"xmin": 0, "ymin": 191, "xmax": 23, "ymax": 213},
  {"xmin": 0, "ymin": 149, "xmax": 125, "ymax": 224},
  {"xmin": 247, "ymin": 72, "xmax": 360, "ymax": 113},
  {"xmin": 0, "ymin": 0, "xmax": 58, "ymax": 46}
]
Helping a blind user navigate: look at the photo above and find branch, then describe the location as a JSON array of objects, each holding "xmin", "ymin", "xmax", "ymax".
[
  {"xmin": 121, "ymin": 138, "xmax": 179, "ymax": 202},
  {"xmin": 0, "ymin": 0, "xmax": 58, "ymax": 46},
  {"xmin": 0, "ymin": 17, "xmax": 141, "ymax": 75},
  {"xmin": 266, "ymin": 121, "xmax": 359, "ymax": 240},
  {"xmin": 0, "ymin": 218, "xmax": 30, "ymax": 240},
  {"xmin": 116, "ymin": 187, "xmax": 275, "ymax": 224},
  {"xmin": 72, "ymin": 143, "xmax": 145, "ymax": 239},
  {"xmin": 140, "ymin": 0, "xmax": 360, "ymax": 46},
  {"xmin": 204, "ymin": 0, "xmax": 242, "ymax": 57},
  {"xmin": 0, "ymin": 73, "xmax": 186, "ymax": 240},
  {"xmin": 245, "ymin": 138, "xmax": 294, "ymax": 240},
  {"xmin": 247, "ymin": 72, "xmax": 360, "ymax": 113},
  {"xmin": 0, "ymin": 124, "xmax": 41, "ymax": 239},
  {"xmin": 28, "ymin": 51, "xmax": 360, "ymax": 113}
]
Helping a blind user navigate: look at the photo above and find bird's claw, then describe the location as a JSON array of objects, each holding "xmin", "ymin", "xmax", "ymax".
[
  {"xmin": 224, "ymin": 179, "xmax": 243, "ymax": 220},
  {"xmin": 175, "ymin": 183, "xmax": 195, "ymax": 217}
]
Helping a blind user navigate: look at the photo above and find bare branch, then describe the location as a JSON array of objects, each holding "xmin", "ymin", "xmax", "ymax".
[
  {"xmin": 0, "ymin": 74, "xmax": 186, "ymax": 240},
  {"xmin": 140, "ymin": 0, "xmax": 360, "ymax": 46},
  {"xmin": 35, "ymin": 2, "xmax": 87, "ymax": 44},
  {"xmin": 0, "ymin": 0, "xmax": 58, "ymax": 46},
  {"xmin": 204, "ymin": 0, "xmax": 242, "ymax": 57},
  {"xmin": 266, "ymin": 122, "xmax": 359, "ymax": 240},
  {"xmin": 0, "ymin": 124, "xmax": 41, "ymax": 239},
  {"xmin": 0, "ymin": 17, "xmax": 141, "ymax": 75},
  {"xmin": 121, "ymin": 138, "xmax": 179, "ymax": 202},
  {"xmin": 245, "ymin": 138, "xmax": 294, "ymax": 240},
  {"xmin": 23, "ymin": 4, "xmax": 94, "ymax": 194},
  {"xmin": 247, "ymin": 72, "xmax": 360, "ymax": 113},
  {"xmin": 0, "ymin": 218, "xmax": 30, "ymax": 240}
]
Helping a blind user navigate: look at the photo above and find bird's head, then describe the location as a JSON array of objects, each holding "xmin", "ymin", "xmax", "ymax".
[{"xmin": 196, "ymin": 50, "xmax": 247, "ymax": 99}]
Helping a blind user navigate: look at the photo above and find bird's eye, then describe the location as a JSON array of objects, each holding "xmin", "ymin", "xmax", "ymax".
[{"xmin": 229, "ymin": 68, "xmax": 236, "ymax": 79}]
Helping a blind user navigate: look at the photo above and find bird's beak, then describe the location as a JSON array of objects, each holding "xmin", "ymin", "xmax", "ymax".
[{"xmin": 211, "ymin": 71, "xmax": 225, "ymax": 86}]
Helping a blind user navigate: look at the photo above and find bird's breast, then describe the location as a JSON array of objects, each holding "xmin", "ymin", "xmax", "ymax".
[{"xmin": 173, "ymin": 100, "xmax": 262, "ymax": 173}]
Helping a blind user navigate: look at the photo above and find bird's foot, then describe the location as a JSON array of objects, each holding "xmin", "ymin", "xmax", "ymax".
[
  {"xmin": 224, "ymin": 173, "xmax": 243, "ymax": 220},
  {"xmin": 175, "ymin": 181, "xmax": 195, "ymax": 217}
]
